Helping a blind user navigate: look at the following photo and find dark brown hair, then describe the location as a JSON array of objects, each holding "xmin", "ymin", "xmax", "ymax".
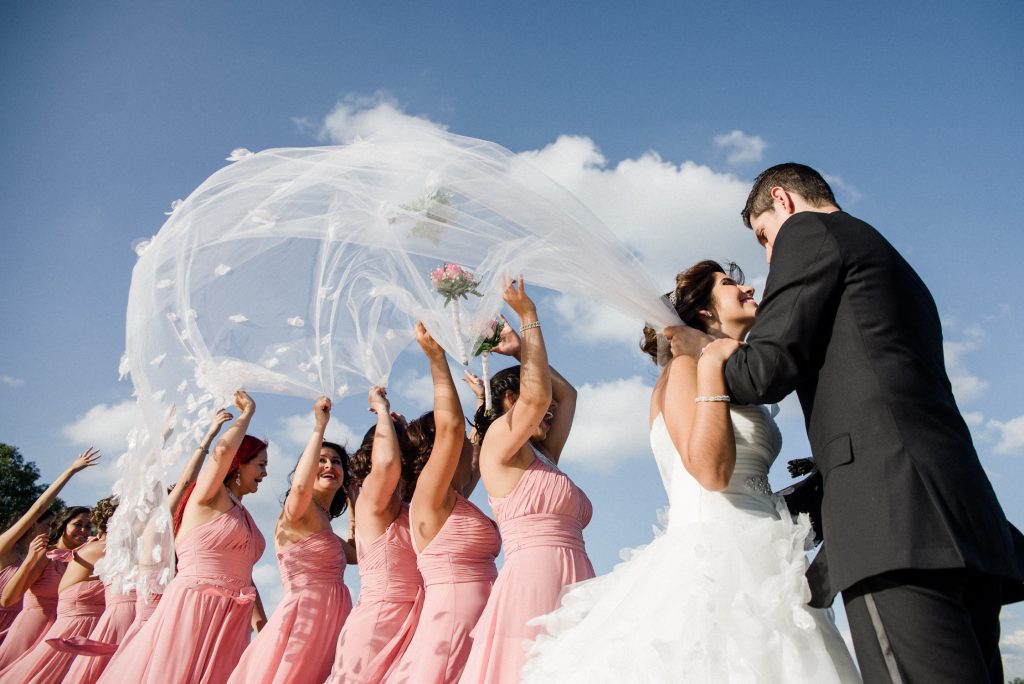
[
  {"xmin": 280, "ymin": 441, "xmax": 350, "ymax": 519},
  {"xmin": 401, "ymin": 411, "xmax": 440, "ymax": 502},
  {"xmin": 741, "ymin": 162, "xmax": 840, "ymax": 228},
  {"xmin": 470, "ymin": 366, "xmax": 522, "ymax": 441},
  {"xmin": 350, "ymin": 420, "xmax": 412, "ymax": 499},
  {"xmin": 49, "ymin": 505, "xmax": 91, "ymax": 545},
  {"xmin": 640, "ymin": 260, "xmax": 744, "ymax": 363}
]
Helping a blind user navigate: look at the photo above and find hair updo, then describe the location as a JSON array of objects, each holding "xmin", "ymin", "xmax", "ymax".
[
  {"xmin": 401, "ymin": 412, "xmax": 438, "ymax": 502},
  {"xmin": 91, "ymin": 496, "xmax": 118, "ymax": 536},
  {"xmin": 640, "ymin": 260, "xmax": 744, "ymax": 363},
  {"xmin": 470, "ymin": 365, "xmax": 522, "ymax": 441}
]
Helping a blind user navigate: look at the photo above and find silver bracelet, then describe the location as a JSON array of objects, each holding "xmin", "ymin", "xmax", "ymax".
[
  {"xmin": 519, "ymin": 321, "xmax": 541, "ymax": 335},
  {"xmin": 694, "ymin": 395, "xmax": 730, "ymax": 403}
]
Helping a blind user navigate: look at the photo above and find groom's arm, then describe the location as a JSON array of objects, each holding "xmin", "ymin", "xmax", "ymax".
[{"xmin": 724, "ymin": 212, "xmax": 844, "ymax": 404}]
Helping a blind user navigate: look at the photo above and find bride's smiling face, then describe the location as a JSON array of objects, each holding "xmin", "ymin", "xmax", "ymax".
[{"xmin": 709, "ymin": 273, "xmax": 757, "ymax": 338}]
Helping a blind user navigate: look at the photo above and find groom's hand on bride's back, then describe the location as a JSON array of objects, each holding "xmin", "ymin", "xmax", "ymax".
[{"xmin": 663, "ymin": 325, "xmax": 714, "ymax": 359}]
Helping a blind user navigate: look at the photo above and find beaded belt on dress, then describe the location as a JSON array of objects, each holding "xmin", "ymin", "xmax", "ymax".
[
  {"xmin": 499, "ymin": 514, "xmax": 586, "ymax": 554},
  {"xmin": 743, "ymin": 475, "xmax": 773, "ymax": 497}
]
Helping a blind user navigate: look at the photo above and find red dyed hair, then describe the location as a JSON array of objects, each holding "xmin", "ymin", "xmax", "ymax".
[{"xmin": 172, "ymin": 434, "xmax": 268, "ymax": 536}]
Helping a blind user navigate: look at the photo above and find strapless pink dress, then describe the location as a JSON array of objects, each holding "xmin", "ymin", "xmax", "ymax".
[
  {"xmin": 0, "ymin": 577, "xmax": 106, "ymax": 683},
  {"xmin": 60, "ymin": 584, "xmax": 138, "ymax": 683},
  {"xmin": 0, "ymin": 553, "xmax": 69, "ymax": 669},
  {"xmin": 0, "ymin": 565, "xmax": 23, "ymax": 644},
  {"xmin": 96, "ymin": 504, "xmax": 265, "ymax": 684},
  {"xmin": 328, "ymin": 504, "xmax": 423, "ymax": 683},
  {"xmin": 460, "ymin": 454, "xmax": 594, "ymax": 683},
  {"xmin": 386, "ymin": 494, "xmax": 499, "ymax": 684},
  {"xmin": 228, "ymin": 528, "xmax": 352, "ymax": 684}
]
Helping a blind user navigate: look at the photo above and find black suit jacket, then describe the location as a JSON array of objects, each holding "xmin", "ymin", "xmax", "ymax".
[{"xmin": 724, "ymin": 210, "xmax": 1024, "ymax": 608}]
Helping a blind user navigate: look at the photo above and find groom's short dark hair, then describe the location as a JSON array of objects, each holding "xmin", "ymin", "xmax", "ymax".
[{"xmin": 741, "ymin": 163, "xmax": 840, "ymax": 228}]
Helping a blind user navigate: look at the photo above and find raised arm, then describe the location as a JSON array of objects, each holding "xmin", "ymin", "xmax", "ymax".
[
  {"xmin": 357, "ymin": 387, "xmax": 402, "ymax": 520},
  {"xmin": 190, "ymin": 390, "xmax": 255, "ymax": 508},
  {"xmin": 282, "ymin": 397, "xmax": 331, "ymax": 523},
  {"xmin": 411, "ymin": 322, "xmax": 465, "ymax": 514},
  {"xmin": 724, "ymin": 213, "xmax": 843, "ymax": 404},
  {"xmin": 0, "ymin": 534, "xmax": 49, "ymax": 607},
  {"xmin": 480, "ymin": 278, "xmax": 552, "ymax": 466},
  {"xmin": 663, "ymin": 338, "xmax": 743, "ymax": 491},
  {"xmin": 168, "ymin": 409, "xmax": 233, "ymax": 514},
  {"xmin": 0, "ymin": 448, "xmax": 100, "ymax": 563}
]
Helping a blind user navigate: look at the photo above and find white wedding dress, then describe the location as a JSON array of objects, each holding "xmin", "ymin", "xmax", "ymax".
[{"xmin": 521, "ymin": 404, "xmax": 861, "ymax": 683}]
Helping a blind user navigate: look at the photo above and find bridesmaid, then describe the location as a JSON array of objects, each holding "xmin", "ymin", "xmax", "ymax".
[
  {"xmin": 386, "ymin": 322, "xmax": 500, "ymax": 684},
  {"xmin": 0, "ymin": 503, "xmax": 93, "ymax": 669},
  {"xmin": 111, "ymin": 407, "xmax": 234, "ymax": 657},
  {"xmin": 228, "ymin": 395, "xmax": 355, "ymax": 684},
  {"xmin": 60, "ymin": 497, "xmax": 138, "ymax": 683},
  {"xmin": 460, "ymin": 279, "xmax": 594, "ymax": 683},
  {"xmin": 327, "ymin": 386, "xmax": 423, "ymax": 683},
  {"xmin": 0, "ymin": 499, "xmax": 113, "ymax": 683},
  {"xmin": 0, "ymin": 447, "xmax": 99, "ymax": 644},
  {"xmin": 97, "ymin": 390, "xmax": 268, "ymax": 684}
]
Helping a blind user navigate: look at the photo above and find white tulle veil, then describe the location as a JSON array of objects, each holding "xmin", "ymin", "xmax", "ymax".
[{"xmin": 102, "ymin": 122, "xmax": 681, "ymax": 594}]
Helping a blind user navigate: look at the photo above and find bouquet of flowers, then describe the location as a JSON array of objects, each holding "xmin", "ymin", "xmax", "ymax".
[
  {"xmin": 431, "ymin": 263, "xmax": 483, "ymax": 364},
  {"xmin": 472, "ymin": 318, "xmax": 504, "ymax": 415}
]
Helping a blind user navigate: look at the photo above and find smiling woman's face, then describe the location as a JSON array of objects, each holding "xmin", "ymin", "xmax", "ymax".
[
  {"xmin": 235, "ymin": 449, "xmax": 269, "ymax": 495},
  {"xmin": 314, "ymin": 446, "xmax": 345, "ymax": 495}
]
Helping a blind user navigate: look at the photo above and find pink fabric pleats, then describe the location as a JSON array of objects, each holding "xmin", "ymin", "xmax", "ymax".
[
  {"xmin": 327, "ymin": 504, "xmax": 423, "ymax": 683},
  {"xmin": 60, "ymin": 585, "xmax": 137, "ymax": 683},
  {"xmin": 0, "ymin": 565, "xmax": 24, "ymax": 645},
  {"xmin": 96, "ymin": 504, "xmax": 266, "ymax": 684},
  {"xmin": 0, "ymin": 577, "xmax": 106, "ymax": 683},
  {"xmin": 0, "ymin": 556, "xmax": 68, "ymax": 669},
  {"xmin": 385, "ymin": 494, "xmax": 499, "ymax": 684},
  {"xmin": 460, "ymin": 455, "xmax": 594, "ymax": 683},
  {"xmin": 227, "ymin": 528, "xmax": 352, "ymax": 684}
]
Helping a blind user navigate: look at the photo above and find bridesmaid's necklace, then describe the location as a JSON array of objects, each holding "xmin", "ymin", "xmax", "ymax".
[{"xmin": 312, "ymin": 496, "xmax": 330, "ymax": 517}]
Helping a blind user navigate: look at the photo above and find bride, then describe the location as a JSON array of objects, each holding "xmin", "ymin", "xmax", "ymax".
[{"xmin": 522, "ymin": 260, "xmax": 861, "ymax": 683}]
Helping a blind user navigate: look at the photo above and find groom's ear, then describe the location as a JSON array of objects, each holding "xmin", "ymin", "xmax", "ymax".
[{"xmin": 770, "ymin": 186, "xmax": 796, "ymax": 215}]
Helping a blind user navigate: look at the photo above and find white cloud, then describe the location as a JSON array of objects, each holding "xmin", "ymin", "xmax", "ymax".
[
  {"xmin": 943, "ymin": 336, "xmax": 989, "ymax": 405},
  {"xmin": 987, "ymin": 415, "xmax": 1024, "ymax": 455},
  {"xmin": 822, "ymin": 174, "xmax": 863, "ymax": 205},
  {"xmin": 1004, "ymin": 628, "xmax": 1024, "ymax": 648},
  {"xmin": 1, "ymin": 374, "xmax": 25, "ymax": 388},
  {"xmin": 391, "ymin": 365, "xmax": 481, "ymax": 417},
  {"xmin": 713, "ymin": 130, "xmax": 767, "ymax": 166},
  {"xmin": 560, "ymin": 376, "xmax": 653, "ymax": 471},
  {"xmin": 278, "ymin": 413, "xmax": 361, "ymax": 451},
  {"xmin": 310, "ymin": 92, "xmax": 447, "ymax": 145},
  {"xmin": 62, "ymin": 400, "xmax": 139, "ymax": 454}
]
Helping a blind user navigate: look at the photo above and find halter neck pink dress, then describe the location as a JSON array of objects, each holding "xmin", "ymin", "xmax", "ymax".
[
  {"xmin": 386, "ymin": 493, "xmax": 499, "ymax": 684},
  {"xmin": 0, "ymin": 551, "xmax": 69, "ymax": 669},
  {"xmin": 328, "ymin": 504, "xmax": 423, "ymax": 683},
  {"xmin": 0, "ymin": 565, "xmax": 23, "ymax": 644},
  {"xmin": 228, "ymin": 528, "xmax": 352, "ymax": 684},
  {"xmin": 60, "ymin": 584, "xmax": 138, "ymax": 683},
  {"xmin": 96, "ymin": 503, "xmax": 266, "ymax": 684},
  {"xmin": 460, "ymin": 453, "xmax": 594, "ymax": 683},
  {"xmin": 0, "ymin": 576, "xmax": 105, "ymax": 683}
]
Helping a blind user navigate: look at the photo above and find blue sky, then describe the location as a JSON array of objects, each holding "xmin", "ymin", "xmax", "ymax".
[{"xmin": 2, "ymin": 0, "xmax": 1023, "ymax": 674}]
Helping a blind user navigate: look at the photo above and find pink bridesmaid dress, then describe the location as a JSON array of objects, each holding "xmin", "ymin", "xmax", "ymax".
[
  {"xmin": 327, "ymin": 504, "xmax": 423, "ymax": 683},
  {"xmin": 60, "ymin": 585, "xmax": 138, "ymax": 683},
  {"xmin": 386, "ymin": 494, "xmax": 499, "ymax": 684},
  {"xmin": 228, "ymin": 528, "xmax": 352, "ymax": 684},
  {"xmin": 0, "ymin": 552, "xmax": 69, "ymax": 669},
  {"xmin": 0, "ymin": 576, "xmax": 105, "ymax": 683},
  {"xmin": 96, "ymin": 503, "xmax": 266, "ymax": 684},
  {"xmin": 459, "ymin": 453, "xmax": 594, "ymax": 683},
  {"xmin": 0, "ymin": 565, "xmax": 24, "ymax": 644}
]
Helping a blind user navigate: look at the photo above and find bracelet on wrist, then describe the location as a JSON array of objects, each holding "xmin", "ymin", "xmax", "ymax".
[
  {"xmin": 519, "ymin": 321, "xmax": 541, "ymax": 335},
  {"xmin": 694, "ymin": 395, "xmax": 731, "ymax": 403}
]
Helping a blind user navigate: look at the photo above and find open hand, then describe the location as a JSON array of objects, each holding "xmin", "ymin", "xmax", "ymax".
[
  {"xmin": 462, "ymin": 370, "xmax": 485, "ymax": 402},
  {"xmin": 206, "ymin": 408, "xmax": 234, "ymax": 437},
  {"xmin": 70, "ymin": 447, "xmax": 101, "ymax": 473},
  {"xmin": 663, "ymin": 325, "xmax": 714, "ymax": 359},
  {"xmin": 491, "ymin": 314, "xmax": 521, "ymax": 357}
]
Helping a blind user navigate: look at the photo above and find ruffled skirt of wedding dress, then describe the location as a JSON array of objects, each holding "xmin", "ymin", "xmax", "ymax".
[{"xmin": 522, "ymin": 505, "xmax": 861, "ymax": 683}]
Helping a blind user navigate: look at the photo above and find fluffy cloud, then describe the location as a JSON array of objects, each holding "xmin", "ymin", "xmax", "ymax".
[
  {"xmin": 713, "ymin": 130, "xmax": 767, "ymax": 166},
  {"xmin": 62, "ymin": 400, "xmax": 139, "ymax": 455},
  {"xmin": 987, "ymin": 415, "xmax": 1024, "ymax": 455},
  {"xmin": 1, "ymin": 374, "xmax": 24, "ymax": 388},
  {"xmin": 278, "ymin": 413, "xmax": 361, "ymax": 451},
  {"xmin": 312, "ymin": 92, "xmax": 447, "ymax": 145},
  {"xmin": 943, "ymin": 329, "xmax": 989, "ymax": 405},
  {"xmin": 560, "ymin": 376, "xmax": 653, "ymax": 471}
]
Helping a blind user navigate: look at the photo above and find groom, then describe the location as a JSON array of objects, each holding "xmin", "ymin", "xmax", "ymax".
[{"xmin": 671, "ymin": 163, "xmax": 1023, "ymax": 683}]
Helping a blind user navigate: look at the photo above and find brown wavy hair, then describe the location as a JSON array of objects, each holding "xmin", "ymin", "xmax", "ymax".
[
  {"xmin": 401, "ymin": 412, "xmax": 437, "ymax": 502},
  {"xmin": 279, "ymin": 441, "xmax": 350, "ymax": 519},
  {"xmin": 640, "ymin": 260, "xmax": 744, "ymax": 363},
  {"xmin": 49, "ymin": 506, "xmax": 91, "ymax": 545},
  {"xmin": 470, "ymin": 365, "xmax": 522, "ymax": 441},
  {"xmin": 91, "ymin": 496, "xmax": 118, "ymax": 536},
  {"xmin": 350, "ymin": 421, "xmax": 413, "ymax": 501}
]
